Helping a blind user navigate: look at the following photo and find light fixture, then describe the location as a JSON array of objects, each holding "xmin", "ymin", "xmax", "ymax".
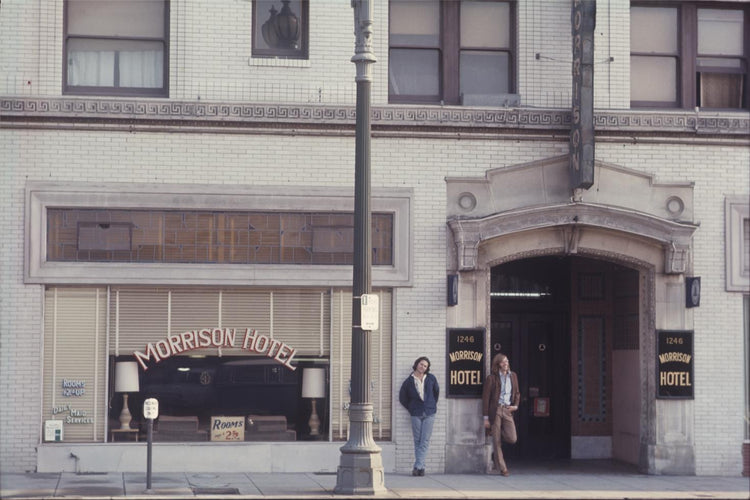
[
  {"xmin": 490, "ymin": 291, "xmax": 552, "ymax": 298},
  {"xmin": 301, "ymin": 367, "xmax": 326, "ymax": 436},
  {"xmin": 261, "ymin": 0, "xmax": 300, "ymax": 50},
  {"xmin": 114, "ymin": 361, "xmax": 140, "ymax": 430}
]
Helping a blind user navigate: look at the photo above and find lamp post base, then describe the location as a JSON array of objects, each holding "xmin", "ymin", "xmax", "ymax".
[
  {"xmin": 334, "ymin": 452, "xmax": 386, "ymax": 495},
  {"xmin": 334, "ymin": 403, "xmax": 386, "ymax": 495}
]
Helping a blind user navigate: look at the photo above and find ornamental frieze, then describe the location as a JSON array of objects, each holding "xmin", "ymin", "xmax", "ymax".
[{"xmin": 1, "ymin": 97, "xmax": 748, "ymax": 136}]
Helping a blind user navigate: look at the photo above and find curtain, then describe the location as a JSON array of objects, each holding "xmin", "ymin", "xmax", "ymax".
[
  {"xmin": 68, "ymin": 50, "xmax": 162, "ymax": 88},
  {"xmin": 119, "ymin": 50, "xmax": 163, "ymax": 88},
  {"xmin": 68, "ymin": 51, "xmax": 115, "ymax": 86}
]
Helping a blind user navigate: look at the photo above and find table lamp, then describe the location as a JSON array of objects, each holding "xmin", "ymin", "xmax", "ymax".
[
  {"xmin": 114, "ymin": 361, "xmax": 140, "ymax": 430},
  {"xmin": 301, "ymin": 367, "xmax": 326, "ymax": 436}
]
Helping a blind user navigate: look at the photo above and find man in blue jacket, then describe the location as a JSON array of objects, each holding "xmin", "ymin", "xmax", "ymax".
[{"xmin": 399, "ymin": 356, "xmax": 439, "ymax": 476}]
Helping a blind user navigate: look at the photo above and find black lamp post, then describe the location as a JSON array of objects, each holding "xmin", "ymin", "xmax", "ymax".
[{"xmin": 334, "ymin": 0, "xmax": 385, "ymax": 495}]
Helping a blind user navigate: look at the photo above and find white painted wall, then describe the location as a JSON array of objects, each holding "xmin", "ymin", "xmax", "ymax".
[{"xmin": 1, "ymin": 0, "xmax": 747, "ymax": 476}]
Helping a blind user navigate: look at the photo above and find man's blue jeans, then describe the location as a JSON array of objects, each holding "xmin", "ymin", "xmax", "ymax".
[{"xmin": 410, "ymin": 413, "xmax": 435, "ymax": 470}]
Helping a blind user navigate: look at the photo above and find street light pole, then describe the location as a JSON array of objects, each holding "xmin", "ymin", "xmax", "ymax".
[{"xmin": 334, "ymin": 0, "xmax": 385, "ymax": 495}]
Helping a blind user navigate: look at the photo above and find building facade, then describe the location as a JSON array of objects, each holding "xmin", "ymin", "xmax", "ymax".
[{"xmin": 1, "ymin": 0, "xmax": 748, "ymax": 477}]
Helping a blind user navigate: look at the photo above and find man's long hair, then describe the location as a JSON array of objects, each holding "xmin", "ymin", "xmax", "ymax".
[
  {"xmin": 412, "ymin": 356, "xmax": 431, "ymax": 373},
  {"xmin": 490, "ymin": 353, "xmax": 508, "ymax": 376}
]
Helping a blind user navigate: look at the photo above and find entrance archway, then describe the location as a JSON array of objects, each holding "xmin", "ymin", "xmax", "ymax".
[
  {"xmin": 490, "ymin": 255, "xmax": 641, "ymax": 464},
  {"xmin": 444, "ymin": 157, "xmax": 699, "ymax": 474}
]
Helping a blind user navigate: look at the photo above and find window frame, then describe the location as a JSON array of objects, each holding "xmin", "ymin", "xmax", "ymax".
[
  {"xmin": 25, "ymin": 182, "xmax": 413, "ymax": 288},
  {"xmin": 251, "ymin": 0, "xmax": 309, "ymax": 60},
  {"xmin": 630, "ymin": 2, "xmax": 749, "ymax": 110},
  {"xmin": 388, "ymin": 0, "xmax": 516, "ymax": 105},
  {"xmin": 62, "ymin": 0, "xmax": 170, "ymax": 98},
  {"xmin": 725, "ymin": 196, "xmax": 750, "ymax": 292}
]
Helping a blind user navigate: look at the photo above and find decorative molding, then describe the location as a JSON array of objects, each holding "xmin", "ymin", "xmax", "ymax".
[
  {"xmin": 2, "ymin": 97, "xmax": 748, "ymax": 137},
  {"xmin": 448, "ymin": 203, "xmax": 698, "ymax": 272}
]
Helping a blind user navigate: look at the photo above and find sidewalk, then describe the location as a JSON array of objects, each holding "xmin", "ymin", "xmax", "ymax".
[{"xmin": 1, "ymin": 461, "xmax": 748, "ymax": 500}]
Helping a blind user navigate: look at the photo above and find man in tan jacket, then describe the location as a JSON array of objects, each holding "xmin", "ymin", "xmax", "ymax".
[{"xmin": 482, "ymin": 353, "xmax": 520, "ymax": 475}]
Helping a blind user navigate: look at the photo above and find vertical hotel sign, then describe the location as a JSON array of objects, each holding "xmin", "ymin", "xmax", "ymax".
[
  {"xmin": 570, "ymin": 0, "xmax": 595, "ymax": 189},
  {"xmin": 657, "ymin": 330, "xmax": 694, "ymax": 399}
]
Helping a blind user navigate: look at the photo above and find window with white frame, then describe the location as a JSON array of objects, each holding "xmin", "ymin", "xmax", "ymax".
[
  {"xmin": 726, "ymin": 196, "xmax": 750, "ymax": 292},
  {"xmin": 25, "ymin": 182, "xmax": 412, "ymax": 288},
  {"xmin": 64, "ymin": 0, "xmax": 169, "ymax": 96}
]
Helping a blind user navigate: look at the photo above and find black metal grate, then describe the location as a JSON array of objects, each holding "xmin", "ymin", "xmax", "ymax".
[{"xmin": 192, "ymin": 487, "xmax": 240, "ymax": 495}]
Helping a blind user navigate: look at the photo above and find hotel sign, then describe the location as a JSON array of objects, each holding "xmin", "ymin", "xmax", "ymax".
[
  {"xmin": 132, "ymin": 328, "xmax": 298, "ymax": 371},
  {"xmin": 570, "ymin": 0, "xmax": 595, "ymax": 190},
  {"xmin": 446, "ymin": 328, "xmax": 485, "ymax": 398},
  {"xmin": 656, "ymin": 330, "xmax": 694, "ymax": 399}
]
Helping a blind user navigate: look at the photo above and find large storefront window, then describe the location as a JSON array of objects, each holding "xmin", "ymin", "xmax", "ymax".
[{"xmin": 42, "ymin": 287, "xmax": 392, "ymax": 444}]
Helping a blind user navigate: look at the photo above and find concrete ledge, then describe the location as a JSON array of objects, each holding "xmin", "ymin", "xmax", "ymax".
[{"xmin": 37, "ymin": 442, "xmax": 396, "ymax": 474}]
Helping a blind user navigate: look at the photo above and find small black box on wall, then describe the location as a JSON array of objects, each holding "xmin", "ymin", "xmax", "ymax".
[
  {"xmin": 447, "ymin": 274, "xmax": 458, "ymax": 306},
  {"xmin": 685, "ymin": 277, "xmax": 700, "ymax": 308}
]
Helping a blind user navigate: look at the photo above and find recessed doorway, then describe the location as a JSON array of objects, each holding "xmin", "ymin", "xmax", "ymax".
[{"xmin": 490, "ymin": 256, "xmax": 640, "ymax": 464}]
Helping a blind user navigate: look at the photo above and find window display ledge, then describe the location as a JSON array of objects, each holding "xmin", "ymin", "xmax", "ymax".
[{"xmin": 37, "ymin": 441, "xmax": 396, "ymax": 474}]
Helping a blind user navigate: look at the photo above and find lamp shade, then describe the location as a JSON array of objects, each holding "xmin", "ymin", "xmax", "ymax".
[
  {"xmin": 301, "ymin": 367, "xmax": 326, "ymax": 398},
  {"xmin": 114, "ymin": 361, "xmax": 140, "ymax": 393}
]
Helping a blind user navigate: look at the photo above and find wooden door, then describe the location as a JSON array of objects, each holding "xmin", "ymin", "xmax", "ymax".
[{"xmin": 570, "ymin": 259, "xmax": 614, "ymax": 438}]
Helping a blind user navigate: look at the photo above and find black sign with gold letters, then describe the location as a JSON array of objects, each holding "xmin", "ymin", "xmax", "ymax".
[
  {"xmin": 656, "ymin": 330, "xmax": 694, "ymax": 399},
  {"xmin": 446, "ymin": 328, "xmax": 485, "ymax": 398}
]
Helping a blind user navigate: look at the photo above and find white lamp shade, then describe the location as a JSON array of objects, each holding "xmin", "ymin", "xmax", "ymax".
[
  {"xmin": 114, "ymin": 361, "xmax": 140, "ymax": 393},
  {"xmin": 301, "ymin": 367, "xmax": 326, "ymax": 398}
]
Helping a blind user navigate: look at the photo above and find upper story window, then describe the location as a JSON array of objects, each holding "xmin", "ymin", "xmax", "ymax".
[
  {"xmin": 631, "ymin": 3, "xmax": 748, "ymax": 110},
  {"xmin": 252, "ymin": 0, "xmax": 309, "ymax": 59},
  {"xmin": 389, "ymin": 0, "xmax": 515, "ymax": 105},
  {"xmin": 64, "ymin": 0, "xmax": 169, "ymax": 97}
]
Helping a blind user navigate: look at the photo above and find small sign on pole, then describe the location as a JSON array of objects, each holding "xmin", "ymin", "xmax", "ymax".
[
  {"xmin": 360, "ymin": 294, "xmax": 379, "ymax": 331},
  {"xmin": 143, "ymin": 398, "xmax": 159, "ymax": 492},
  {"xmin": 143, "ymin": 398, "xmax": 159, "ymax": 420}
]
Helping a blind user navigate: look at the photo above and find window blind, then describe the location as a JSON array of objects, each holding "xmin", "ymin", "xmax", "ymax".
[
  {"xmin": 109, "ymin": 288, "xmax": 331, "ymax": 358},
  {"xmin": 43, "ymin": 288, "xmax": 107, "ymax": 442},
  {"xmin": 330, "ymin": 289, "xmax": 392, "ymax": 440}
]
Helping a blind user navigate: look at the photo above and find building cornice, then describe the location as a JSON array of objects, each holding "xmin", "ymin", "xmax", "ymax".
[{"xmin": 2, "ymin": 97, "xmax": 748, "ymax": 139}]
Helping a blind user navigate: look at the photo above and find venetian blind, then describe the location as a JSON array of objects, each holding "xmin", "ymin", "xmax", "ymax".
[
  {"xmin": 109, "ymin": 288, "xmax": 330, "ymax": 358},
  {"xmin": 43, "ymin": 288, "xmax": 107, "ymax": 442},
  {"xmin": 330, "ymin": 289, "xmax": 392, "ymax": 440}
]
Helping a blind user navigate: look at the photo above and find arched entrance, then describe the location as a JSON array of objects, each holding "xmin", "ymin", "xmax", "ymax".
[
  {"xmin": 490, "ymin": 255, "xmax": 641, "ymax": 464},
  {"xmin": 444, "ymin": 157, "xmax": 699, "ymax": 474}
]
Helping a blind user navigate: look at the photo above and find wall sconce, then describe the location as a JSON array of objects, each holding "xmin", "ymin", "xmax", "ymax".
[
  {"xmin": 114, "ymin": 361, "xmax": 140, "ymax": 430},
  {"xmin": 301, "ymin": 367, "xmax": 326, "ymax": 436},
  {"xmin": 686, "ymin": 276, "xmax": 701, "ymax": 308},
  {"xmin": 261, "ymin": 0, "xmax": 300, "ymax": 49}
]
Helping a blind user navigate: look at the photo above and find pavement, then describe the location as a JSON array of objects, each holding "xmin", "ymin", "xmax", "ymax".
[{"xmin": 1, "ymin": 460, "xmax": 748, "ymax": 500}]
